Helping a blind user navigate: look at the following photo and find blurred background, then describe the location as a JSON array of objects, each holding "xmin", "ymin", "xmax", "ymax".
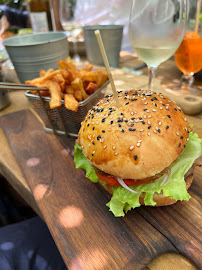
[
  {"xmin": 0, "ymin": 0, "xmax": 201, "ymax": 55},
  {"xmin": 0, "ymin": 0, "xmax": 133, "ymax": 51}
]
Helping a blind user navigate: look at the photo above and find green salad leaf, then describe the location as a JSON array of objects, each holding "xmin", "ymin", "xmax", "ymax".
[
  {"xmin": 74, "ymin": 132, "xmax": 202, "ymax": 217},
  {"xmin": 74, "ymin": 144, "xmax": 99, "ymax": 183}
]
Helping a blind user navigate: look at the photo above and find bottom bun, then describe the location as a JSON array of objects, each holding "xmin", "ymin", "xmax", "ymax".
[{"xmin": 99, "ymin": 174, "xmax": 194, "ymax": 207}]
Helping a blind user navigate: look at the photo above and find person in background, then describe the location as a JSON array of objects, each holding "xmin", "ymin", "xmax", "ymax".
[
  {"xmin": 0, "ymin": 177, "xmax": 67, "ymax": 270},
  {"xmin": 0, "ymin": 4, "xmax": 29, "ymax": 37},
  {"xmin": 0, "ymin": 216, "xmax": 67, "ymax": 270}
]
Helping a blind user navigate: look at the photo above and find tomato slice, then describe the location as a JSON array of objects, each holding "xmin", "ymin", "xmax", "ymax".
[{"xmin": 96, "ymin": 172, "xmax": 160, "ymax": 186}]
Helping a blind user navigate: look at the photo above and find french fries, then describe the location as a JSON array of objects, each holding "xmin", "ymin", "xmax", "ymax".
[
  {"xmin": 47, "ymin": 81, "xmax": 62, "ymax": 109},
  {"xmin": 25, "ymin": 57, "xmax": 108, "ymax": 112},
  {"xmin": 71, "ymin": 78, "xmax": 89, "ymax": 100},
  {"xmin": 64, "ymin": 94, "xmax": 79, "ymax": 112}
]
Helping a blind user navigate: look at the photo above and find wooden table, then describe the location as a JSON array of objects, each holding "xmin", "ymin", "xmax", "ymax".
[{"xmin": 0, "ymin": 55, "xmax": 201, "ymax": 270}]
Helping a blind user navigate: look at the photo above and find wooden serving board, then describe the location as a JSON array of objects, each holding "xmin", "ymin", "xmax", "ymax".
[{"xmin": 0, "ymin": 110, "xmax": 201, "ymax": 270}]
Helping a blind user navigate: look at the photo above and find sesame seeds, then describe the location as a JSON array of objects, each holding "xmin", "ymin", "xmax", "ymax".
[
  {"xmin": 112, "ymin": 146, "xmax": 116, "ymax": 150},
  {"xmin": 82, "ymin": 90, "xmax": 190, "ymax": 164},
  {"xmin": 97, "ymin": 135, "xmax": 101, "ymax": 141},
  {"xmin": 151, "ymin": 97, "xmax": 158, "ymax": 101},
  {"xmin": 136, "ymin": 139, "xmax": 142, "ymax": 147}
]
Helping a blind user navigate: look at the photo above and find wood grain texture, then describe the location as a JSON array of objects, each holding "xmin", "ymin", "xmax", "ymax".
[{"xmin": 1, "ymin": 109, "xmax": 201, "ymax": 270}]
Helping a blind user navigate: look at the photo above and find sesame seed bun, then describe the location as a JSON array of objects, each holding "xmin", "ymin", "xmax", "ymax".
[
  {"xmin": 98, "ymin": 174, "xmax": 194, "ymax": 207},
  {"xmin": 78, "ymin": 89, "xmax": 190, "ymax": 179}
]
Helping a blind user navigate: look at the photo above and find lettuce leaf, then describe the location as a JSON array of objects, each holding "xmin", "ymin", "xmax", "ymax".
[
  {"xmin": 74, "ymin": 144, "xmax": 99, "ymax": 183},
  {"xmin": 74, "ymin": 132, "xmax": 202, "ymax": 217}
]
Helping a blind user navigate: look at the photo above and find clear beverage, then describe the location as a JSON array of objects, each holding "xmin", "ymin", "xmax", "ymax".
[
  {"xmin": 59, "ymin": 0, "xmax": 83, "ymax": 62},
  {"xmin": 131, "ymin": 45, "xmax": 179, "ymax": 67},
  {"xmin": 62, "ymin": 24, "xmax": 82, "ymax": 39},
  {"xmin": 129, "ymin": 22, "xmax": 185, "ymax": 67},
  {"xmin": 128, "ymin": 0, "xmax": 186, "ymax": 90}
]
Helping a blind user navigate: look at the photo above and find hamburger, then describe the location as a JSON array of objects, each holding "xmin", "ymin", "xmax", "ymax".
[{"xmin": 74, "ymin": 89, "xmax": 202, "ymax": 217}]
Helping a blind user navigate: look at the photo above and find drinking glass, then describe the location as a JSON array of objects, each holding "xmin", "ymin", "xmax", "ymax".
[
  {"xmin": 129, "ymin": 0, "xmax": 187, "ymax": 91},
  {"xmin": 59, "ymin": 0, "xmax": 83, "ymax": 62},
  {"xmin": 171, "ymin": 0, "xmax": 202, "ymax": 95}
]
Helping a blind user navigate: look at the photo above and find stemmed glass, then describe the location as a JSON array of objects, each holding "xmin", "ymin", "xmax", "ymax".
[
  {"xmin": 59, "ymin": 0, "xmax": 83, "ymax": 62},
  {"xmin": 129, "ymin": 0, "xmax": 187, "ymax": 91},
  {"xmin": 171, "ymin": 0, "xmax": 202, "ymax": 95}
]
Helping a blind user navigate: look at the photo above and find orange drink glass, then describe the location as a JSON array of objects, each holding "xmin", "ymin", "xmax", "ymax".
[
  {"xmin": 171, "ymin": 1, "xmax": 202, "ymax": 95},
  {"xmin": 175, "ymin": 31, "xmax": 202, "ymax": 75}
]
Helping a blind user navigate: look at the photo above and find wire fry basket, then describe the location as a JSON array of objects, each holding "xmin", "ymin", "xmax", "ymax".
[{"xmin": 25, "ymin": 80, "xmax": 109, "ymax": 137}]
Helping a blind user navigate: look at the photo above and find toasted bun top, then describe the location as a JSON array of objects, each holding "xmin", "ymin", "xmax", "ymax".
[{"xmin": 78, "ymin": 89, "xmax": 191, "ymax": 179}]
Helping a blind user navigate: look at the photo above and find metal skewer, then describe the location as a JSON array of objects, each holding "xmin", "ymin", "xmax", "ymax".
[{"xmin": 0, "ymin": 82, "xmax": 48, "ymax": 91}]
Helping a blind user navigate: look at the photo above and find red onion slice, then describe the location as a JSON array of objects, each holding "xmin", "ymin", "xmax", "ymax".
[
  {"xmin": 161, "ymin": 174, "xmax": 169, "ymax": 186},
  {"xmin": 116, "ymin": 177, "xmax": 138, "ymax": 194}
]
